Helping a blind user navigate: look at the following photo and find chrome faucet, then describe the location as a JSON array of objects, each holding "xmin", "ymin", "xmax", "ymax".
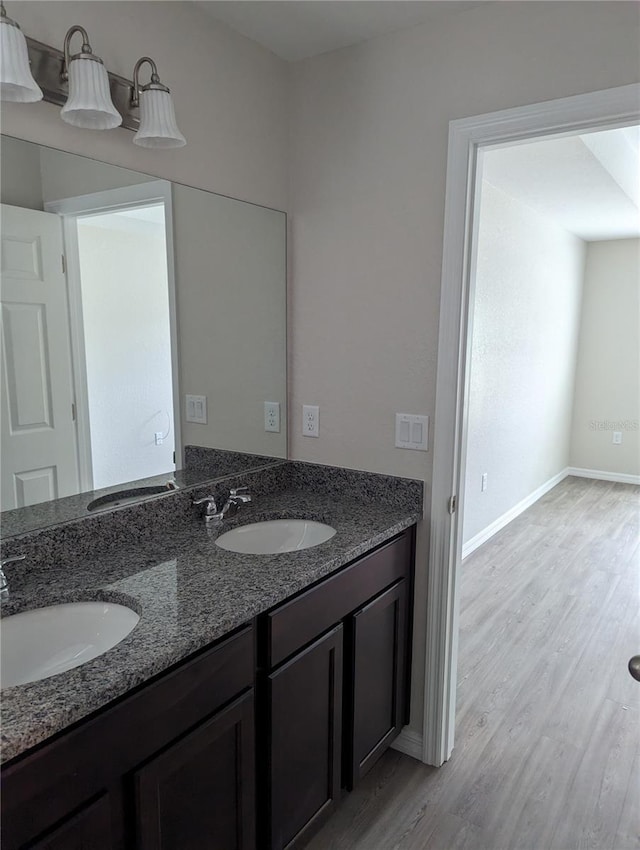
[
  {"xmin": 0, "ymin": 554, "xmax": 26, "ymax": 600},
  {"xmin": 192, "ymin": 487, "xmax": 252, "ymax": 525}
]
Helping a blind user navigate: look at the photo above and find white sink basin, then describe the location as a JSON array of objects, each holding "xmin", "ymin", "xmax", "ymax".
[
  {"xmin": 216, "ymin": 519, "xmax": 336, "ymax": 554},
  {"xmin": 1, "ymin": 601, "xmax": 140, "ymax": 688}
]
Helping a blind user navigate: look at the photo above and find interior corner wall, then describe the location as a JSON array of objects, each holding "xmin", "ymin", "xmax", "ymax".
[
  {"xmin": 570, "ymin": 239, "xmax": 640, "ymax": 476},
  {"xmin": 1, "ymin": 2, "xmax": 288, "ymax": 212},
  {"xmin": 462, "ymin": 182, "xmax": 585, "ymax": 546},
  {"xmin": 287, "ymin": 0, "xmax": 640, "ymax": 739}
]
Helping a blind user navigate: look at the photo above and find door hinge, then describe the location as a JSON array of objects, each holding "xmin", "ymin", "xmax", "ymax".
[
  {"xmin": 61, "ymin": 254, "xmax": 66, "ymax": 274},
  {"xmin": 71, "ymin": 402, "xmax": 76, "ymax": 421},
  {"xmin": 173, "ymin": 451, "xmax": 176, "ymax": 463},
  {"xmin": 448, "ymin": 495, "xmax": 457, "ymax": 515}
]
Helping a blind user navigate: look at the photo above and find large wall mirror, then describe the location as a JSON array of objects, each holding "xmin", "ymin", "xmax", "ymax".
[{"xmin": 0, "ymin": 135, "xmax": 287, "ymax": 532}]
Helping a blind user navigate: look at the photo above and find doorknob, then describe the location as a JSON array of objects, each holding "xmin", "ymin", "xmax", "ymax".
[{"xmin": 629, "ymin": 656, "xmax": 640, "ymax": 682}]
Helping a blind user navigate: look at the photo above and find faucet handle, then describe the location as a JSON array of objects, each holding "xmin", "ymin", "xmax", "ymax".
[
  {"xmin": 192, "ymin": 495, "xmax": 218, "ymax": 515},
  {"xmin": 1, "ymin": 554, "xmax": 26, "ymax": 568},
  {"xmin": 229, "ymin": 487, "xmax": 249, "ymax": 497}
]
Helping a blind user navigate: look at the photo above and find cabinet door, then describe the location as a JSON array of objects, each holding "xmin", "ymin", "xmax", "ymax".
[
  {"xmin": 347, "ymin": 579, "xmax": 407, "ymax": 789},
  {"xmin": 269, "ymin": 625, "xmax": 343, "ymax": 850},
  {"xmin": 135, "ymin": 690, "xmax": 255, "ymax": 850},
  {"xmin": 29, "ymin": 793, "xmax": 117, "ymax": 850}
]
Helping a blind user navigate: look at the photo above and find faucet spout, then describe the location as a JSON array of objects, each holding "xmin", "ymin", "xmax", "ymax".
[{"xmin": 0, "ymin": 554, "xmax": 26, "ymax": 600}]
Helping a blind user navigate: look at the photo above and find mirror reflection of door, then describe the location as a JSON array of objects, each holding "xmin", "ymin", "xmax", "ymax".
[
  {"xmin": 0, "ymin": 204, "xmax": 80, "ymax": 509},
  {"xmin": 1, "ymin": 183, "xmax": 178, "ymax": 510}
]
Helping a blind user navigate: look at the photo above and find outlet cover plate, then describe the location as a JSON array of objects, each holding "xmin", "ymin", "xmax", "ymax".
[
  {"xmin": 303, "ymin": 404, "xmax": 319, "ymax": 438},
  {"xmin": 264, "ymin": 401, "xmax": 280, "ymax": 433}
]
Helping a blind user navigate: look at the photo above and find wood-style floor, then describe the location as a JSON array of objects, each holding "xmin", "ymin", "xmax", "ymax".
[{"xmin": 307, "ymin": 476, "xmax": 640, "ymax": 850}]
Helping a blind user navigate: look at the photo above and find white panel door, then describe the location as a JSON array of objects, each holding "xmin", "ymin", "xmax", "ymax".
[{"xmin": 1, "ymin": 204, "xmax": 79, "ymax": 509}]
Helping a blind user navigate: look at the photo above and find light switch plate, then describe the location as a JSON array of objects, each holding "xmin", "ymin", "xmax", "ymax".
[
  {"xmin": 186, "ymin": 394, "xmax": 207, "ymax": 424},
  {"xmin": 395, "ymin": 414, "xmax": 428, "ymax": 451}
]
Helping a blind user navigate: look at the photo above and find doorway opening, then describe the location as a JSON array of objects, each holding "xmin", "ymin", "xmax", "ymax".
[
  {"xmin": 46, "ymin": 180, "xmax": 180, "ymax": 495},
  {"xmin": 425, "ymin": 83, "xmax": 640, "ymax": 768}
]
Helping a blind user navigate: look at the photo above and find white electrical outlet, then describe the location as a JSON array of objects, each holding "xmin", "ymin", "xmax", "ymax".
[
  {"xmin": 264, "ymin": 401, "xmax": 280, "ymax": 433},
  {"xmin": 186, "ymin": 394, "xmax": 207, "ymax": 424},
  {"xmin": 303, "ymin": 404, "xmax": 319, "ymax": 437},
  {"xmin": 155, "ymin": 431, "xmax": 164, "ymax": 446},
  {"xmin": 481, "ymin": 472, "xmax": 488, "ymax": 492},
  {"xmin": 613, "ymin": 431, "xmax": 623, "ymax": 445}
]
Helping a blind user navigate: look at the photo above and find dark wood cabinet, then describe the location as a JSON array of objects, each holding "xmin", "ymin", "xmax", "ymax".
[
  {"xmin": 1, "ymin": 627, "xmax": 255, "ymax": 850},
  {"xmin": 261, "ymin": 529, "xmax": 415, "ymax": 850},
  {"xmin": 268, "ymin": 625, "xmax": 343, "ymax": 850},
  {"xmin": 136, "ymin": 691, "xmax": 255, "ymax": 850},
  {"xmin": 2, "ymin": 526, "xmax": 416, "ymax": 850},
  {"xmin": 347, "ymin": 579, "xmax": 407, "ymax": 788}
]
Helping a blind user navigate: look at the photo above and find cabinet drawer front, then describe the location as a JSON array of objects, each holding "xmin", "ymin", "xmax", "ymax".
[
  {"xmin": 1, "ymin": 626, "xmax": 254, "ymax": 850},
  {"xmin": 267, "ymin": 532, "xmax": 410, "ymax": 668}
]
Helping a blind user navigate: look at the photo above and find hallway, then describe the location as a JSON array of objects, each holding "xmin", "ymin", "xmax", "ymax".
[{"xmin": 308, "ymin": 476, "xmax": 639, "ymax": 850}]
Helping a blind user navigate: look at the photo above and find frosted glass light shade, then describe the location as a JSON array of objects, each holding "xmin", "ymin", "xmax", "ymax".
[
  {"xmin": 0, "ymin": 20, "xmax": 43, "ymax": 102},
  {"xmin": 133, "ymin": 89, "xmax": 186, "ymax": 149},
  {"xmin": 60, "ymin": 57, "xmax": 121, "ymax": 130}
]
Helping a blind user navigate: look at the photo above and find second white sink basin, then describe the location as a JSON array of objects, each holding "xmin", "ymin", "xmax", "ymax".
[
  {"xmin": 1, "ymin": 601, "xmax": 140, "ymax": 688},
  {"xmin": 215, "ymin": 519, "xmax": 336, "ymax": 554}
]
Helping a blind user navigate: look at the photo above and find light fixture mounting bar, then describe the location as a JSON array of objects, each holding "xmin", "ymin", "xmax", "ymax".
[{"xmin": 25, "ymin": 36, "xmax": 139, "ymax": 130}]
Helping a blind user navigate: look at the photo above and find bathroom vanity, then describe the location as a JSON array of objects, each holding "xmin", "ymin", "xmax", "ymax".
[{"xmin": 0, "ymin": 462, "xmax": 422, "ymax": 850}]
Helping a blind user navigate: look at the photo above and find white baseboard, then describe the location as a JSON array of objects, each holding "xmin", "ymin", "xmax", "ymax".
[
  {"xmin": 391, "ymin": 727, "xmax": 423, "ymax": 761},
  {"xmin": 567, "ymin": 467, "xmax": 640, "ymax": 485},
  {"xmin": 462, "ymin": 467, "xmax": 569, "ymax": 560}
]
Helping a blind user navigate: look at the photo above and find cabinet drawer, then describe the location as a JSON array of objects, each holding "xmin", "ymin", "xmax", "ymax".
[{"xmin": 267, "ymin": 532, "xmax": 410, "ymax": 668}]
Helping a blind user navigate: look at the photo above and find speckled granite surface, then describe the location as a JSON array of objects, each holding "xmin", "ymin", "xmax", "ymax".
[
  {"xmin": 184, "ymin": 445, "xmax": 282, "ymax": 477},
  {"xmin": 0, "ymin": 463, "xmax": 423, "ymax": 764},
  {"xmin": 0, "ymin": 450, "xmax": 285, "ymax": 539}
]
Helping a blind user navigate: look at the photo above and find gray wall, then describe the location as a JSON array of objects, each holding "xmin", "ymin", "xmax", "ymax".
[
  {"xmin": 2, "ymin": 1, "xmax": 288, "ymax": 211},
  {"xmin": 462, "ymin": 181, "xmax": 585, "ymax": 546},
  {"xmin": 287, "ymin": 0, "xmax": 640, "ymax": 737},
  {"xmin": 570, "ymin": 239, "xmax": 640, "ymax": 476}
]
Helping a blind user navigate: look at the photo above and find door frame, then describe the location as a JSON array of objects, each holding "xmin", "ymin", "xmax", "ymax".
[
  {"xmin": 424, "ymin": 82, "xmax": 640, "ymax": 767},
  {"xmin": 45, "ymin": 181, "xmax": 180, "ymax": 492}
]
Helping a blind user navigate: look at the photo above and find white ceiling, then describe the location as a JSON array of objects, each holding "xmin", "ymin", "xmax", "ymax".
[
  {"xmin": 197, "ymin": 0, "xmax": 484, "ymax": 61},
  {"xmin": 482, "ymin": 127, "xmax": 640, "ymax": 242}
]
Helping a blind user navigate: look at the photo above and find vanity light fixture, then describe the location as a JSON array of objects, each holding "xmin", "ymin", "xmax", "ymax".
[
  {"xmin": 0, "ymin": 4, "xmax": 186, "ymax": 147},
  {"xmin": 0, "ymin": 2, "xmax": 42, "ymax": 102},
  {"xmin": 131, "ymin": 57, "xmax": 185, "ymax": 148},
  {"xmin": 59, "ymin": 25, "xmax": 121, "ymax": 130}
]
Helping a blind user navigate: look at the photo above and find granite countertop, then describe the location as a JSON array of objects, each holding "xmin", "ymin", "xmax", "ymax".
[{"xmin": 0, "ymin": 487, "xmax": 421, "ymax": 764}]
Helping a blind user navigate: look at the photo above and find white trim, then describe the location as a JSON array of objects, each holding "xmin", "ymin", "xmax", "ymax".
[
  {"xmin": 60, "ymin": 217, "xmax": 93, "ymax": 491},
  {"xmin": 567, "ymin": 467, "xmax": 640, "ymax": 485},
  {"xmin": 461, "ymin": 468, "xmax": 569, "ymax": 559},
  {"xmin": 45, "ymin": 181, "xmax": 182, "ymax": 481},
  {"xmin": 391, "ymin": 727, "xmax": 424, "ymax": 760},
  {"xmin": 426, "ymin": 83, "xmax": 640, "ymax": 768}
]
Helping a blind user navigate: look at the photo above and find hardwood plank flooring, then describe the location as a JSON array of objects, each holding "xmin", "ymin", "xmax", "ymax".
[{"xmin": 306, "ymin": 476, "xmax": 640, "ymax": 850}]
